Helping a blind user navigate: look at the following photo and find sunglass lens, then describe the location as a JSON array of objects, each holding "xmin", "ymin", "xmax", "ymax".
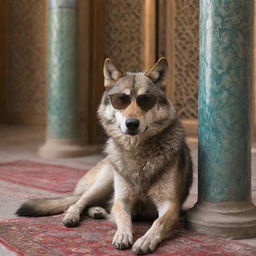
[
  {"xmin": 137, "ymin": 94, "xmax": 157, "ymax": 111},
  {"xmin": 110, "ymin": 94, "xmax": 131, "ymax": 109}
]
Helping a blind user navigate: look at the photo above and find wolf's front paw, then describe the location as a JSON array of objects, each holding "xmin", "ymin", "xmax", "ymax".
[
  {"xmin": 112, "ymin": 231, "xmax": 133, "ymax": 250},
  {"xmin": 132, "ymin": 235, "xmax": 160, "ymax": 254},
  {"xmin": 62, "ymin": 206, "xmax": 80, "ymax": 227}
]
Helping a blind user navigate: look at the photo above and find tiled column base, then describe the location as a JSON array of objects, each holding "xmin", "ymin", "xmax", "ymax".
[{"xmin": 187, "ymin": 201, "xmax": 256, "ymax": 239}]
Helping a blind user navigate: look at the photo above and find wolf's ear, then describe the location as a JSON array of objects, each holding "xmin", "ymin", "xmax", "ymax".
[
  {"xmin": 145, "ymin": 57, "xmax": 168, "ymax": 88},
  {"xmin": 103, "ymin": 58, "xmax": 126, "ymax": 89}
]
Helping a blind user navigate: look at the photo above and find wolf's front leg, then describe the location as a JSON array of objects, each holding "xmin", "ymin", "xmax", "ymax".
[
  {"xmin": 111, "ymin": 199, "xmax": 133, "ymax": 250},
  {"xmin": 111, "ymin": 173, "xmax": 134, "ymax": 250},
  {"xmin": 132, "ymin": 200, "xmax": 179, "ymax": 254}
]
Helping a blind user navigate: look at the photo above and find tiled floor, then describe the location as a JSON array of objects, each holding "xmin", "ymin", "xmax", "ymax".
[{"xmin": 0, "ymin": 124, "xmax": 256, "ymax": 255}]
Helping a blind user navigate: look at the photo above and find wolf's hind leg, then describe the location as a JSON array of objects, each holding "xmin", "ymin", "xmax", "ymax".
[
  {"xmin": 63, "ymin": 162, "xmax": 114, "ymax": 227},
  {"xmin": 87, "ymin": 206, "xmax": 109, "ymax": 219}
]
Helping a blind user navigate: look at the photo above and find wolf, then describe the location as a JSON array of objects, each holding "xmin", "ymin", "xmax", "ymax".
[{"xmin": 16, "ymin": 57, "xmax": 193, "ymax": 254}]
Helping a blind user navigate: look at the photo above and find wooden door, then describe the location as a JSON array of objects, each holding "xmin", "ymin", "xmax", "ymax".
[{"xmin": 0, "ymin": 0, "xmax": 6, "ymax": 122}]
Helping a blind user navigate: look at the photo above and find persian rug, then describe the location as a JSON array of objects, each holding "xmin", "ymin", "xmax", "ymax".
[
  {"xmin": 0, "ymin": 160, "xmax": 87, "ymax": 193},
  {"xmin": 0, "ymin": 216, "xmax": 256, "ymax": 256}
]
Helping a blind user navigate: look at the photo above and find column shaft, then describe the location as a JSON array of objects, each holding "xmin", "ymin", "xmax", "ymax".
[
  {"xmin": 47, "ymin": 1, "xmax": 79, "ymax": 139},
  {"xmin": 39, "ymin": 0, "xmax": 87, "ymax": 158},
  {"xmin": 186, "ymin": 0, "xmax": 256, "ymax": 238},
  {"xmin": 198, "ymin": 0, "xmax": 251, "ymax": 202}
]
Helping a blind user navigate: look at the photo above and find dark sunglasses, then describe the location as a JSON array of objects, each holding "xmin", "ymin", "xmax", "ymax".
[{"xmin": 109, "ymin": 93, "xmax": 158, "ymax": 111}]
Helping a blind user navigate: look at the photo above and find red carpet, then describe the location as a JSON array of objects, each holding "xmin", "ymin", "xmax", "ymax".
[
  {"xmin": 0, "ymin": 216, "xmax": 255, "ymax": 256},
  {"xmin": 0, "ymin": 160, "xmax": 255, "ymax": 255},
  {"xmin": 0, "ymin": 160, "xmax": 87, "ymax": 193}
]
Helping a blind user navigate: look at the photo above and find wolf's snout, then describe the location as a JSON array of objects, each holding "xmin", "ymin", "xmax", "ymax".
[{"xmin": 125, "ymin": 118, "xmax": 140, "ymax": 133}]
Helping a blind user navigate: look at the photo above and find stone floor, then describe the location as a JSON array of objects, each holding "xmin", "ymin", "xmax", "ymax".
[{"xmin": 0, "ymin": 124, "xmax": 256, "ymax": 255}]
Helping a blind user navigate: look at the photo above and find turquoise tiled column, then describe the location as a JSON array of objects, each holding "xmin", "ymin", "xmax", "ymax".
[
  {"xmin": 39, "ymin": 0, "xmax": 86, "ymax": 158},
  {"xmin": 186, "ymin": 0, "xmax": 256, "ymax": 238}
]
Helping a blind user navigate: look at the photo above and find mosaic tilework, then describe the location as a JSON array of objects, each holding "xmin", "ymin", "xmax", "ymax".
[
  {"xmin": 104, "ymin": 0, "xmax": 144, "ymax": 72},
  {"xmin": 174, "ymin": 0, "xmax": 199, "ymax": 119},
  {"xmin": 7, "ymin": 0, "xmax": 47, "ymax": 116}
]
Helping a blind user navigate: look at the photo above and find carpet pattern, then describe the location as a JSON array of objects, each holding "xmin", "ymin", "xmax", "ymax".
[
  {"xmin": 1, "ymin": 216, "xmax": 256, "ymax": 256},
  {"xmin": 0, "ymin": 160, "xmax": 256, "ymax": 256},
  {"xmin": 0, "ymin": 160, "xmax": 87, "ymax": 193}
]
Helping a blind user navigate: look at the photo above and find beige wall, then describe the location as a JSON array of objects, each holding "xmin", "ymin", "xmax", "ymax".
[
  {"xmin": 0, "ymin": 0, "xmax": 201, "ymax": 140},
  {"xmin": 0, "ymin": 1, "xmax": 221, "ymax": 141}
]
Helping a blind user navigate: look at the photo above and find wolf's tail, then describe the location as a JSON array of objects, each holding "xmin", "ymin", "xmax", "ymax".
[{"xmin": 16, "ymin": 195, "xmax": 79, "ymax": 217}]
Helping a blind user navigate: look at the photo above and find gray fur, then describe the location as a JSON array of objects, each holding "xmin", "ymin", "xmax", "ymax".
[
  {"xmin": 105, "ymin": 119, "xmax": 190, "ymax": 195},
  {"xmin": 16, "ymin": 58, "xmax": 193, "ymax": 255},
  {"xmin": 99, "ymin": 71, "xmax": 192, "ymax": 200}
]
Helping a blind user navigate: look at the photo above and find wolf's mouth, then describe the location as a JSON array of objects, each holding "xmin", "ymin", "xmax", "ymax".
[
  {"xmin": 125, "ymin": 126, "xmax": 148, "ymax": 136},
  {"xmin": 127, "ymin": 130, "xmax": 138, "ymax": 136},
  {"xmin": 143, "ymin": 126, "xmax": 149, "ymax": 133}
]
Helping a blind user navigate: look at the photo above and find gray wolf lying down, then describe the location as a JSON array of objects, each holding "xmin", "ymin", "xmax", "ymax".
[{"xmin": 17, "ymin": 57, "xmax": 193, "ymax": 255}]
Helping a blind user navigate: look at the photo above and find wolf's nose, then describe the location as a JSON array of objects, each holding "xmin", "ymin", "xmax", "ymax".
[{"xmin": 125, "ymin": 118, "xmax": 140, "ymax": 130}]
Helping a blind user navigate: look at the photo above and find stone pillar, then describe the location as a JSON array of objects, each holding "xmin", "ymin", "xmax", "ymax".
[
  {"xmin": 186, "ymin": 0, "xmax": 256, "ymax": 238},
  {"xmin": 39, "ymin": 0, "xmax": 86, "ymax": 158}
]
